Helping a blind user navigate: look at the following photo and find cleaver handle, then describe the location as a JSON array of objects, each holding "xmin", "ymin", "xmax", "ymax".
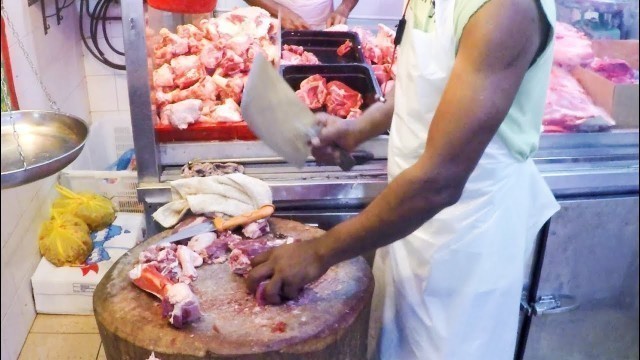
[{"xmin": 214, "ymin": 205, "xmax": 276, "ymax": 231}]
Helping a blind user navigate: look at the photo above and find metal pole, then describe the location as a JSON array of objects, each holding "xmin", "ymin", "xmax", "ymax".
[{"xmin": 120, "ymin": 0, "xmax": 160, "ymax": 183}]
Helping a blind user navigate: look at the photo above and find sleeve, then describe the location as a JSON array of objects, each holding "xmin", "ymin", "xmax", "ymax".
[{"xmin": 454, "ymin": 0, "xmax": 492, "ymax": 47}]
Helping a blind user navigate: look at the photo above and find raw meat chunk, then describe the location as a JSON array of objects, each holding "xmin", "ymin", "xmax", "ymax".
[
  {"xmin": 295, "ymin": 75, "xmax": 328, "ymax": 110},
  {"xmin": 590, "ymin": 57, "xmax": 638, "ymax": 84},
  {"xmin": 553, "ymin": 22, "xmax": 594, "ymax": 68},
  {"xmin": 210, "ymin": 99, "xmax": 243, "ymax": 123},
  {"xmin": 160, "ymin": 99, "xmax": 203, "ymax": 129},
  {"xmin": 153, "ymin": 63, "xmax": 175, "ymax": 88},
  {"xmin": 228, "ymin": 248, "xmax": 252, "ymax": 275},
  {"xmin": 242, "ymin": 219, "xmax": 270, "ymax": 239},
  {"xmin": 176, "ymin": 245, "xmax": 203, "ymax": 284},
  {"xmin": 161, "ymin": 282, "xmax": 202, "ymax": 328},
  {"xmin": 325, "ymin": 81, "xmax": 363, "ymax": 118},
  {"xmin": 337, "ymin": 40, "xmax": 353, "ymax": 56},
  {"xmin": 281, "ymin": 45, "xmax": 320, "ymax": 65}
]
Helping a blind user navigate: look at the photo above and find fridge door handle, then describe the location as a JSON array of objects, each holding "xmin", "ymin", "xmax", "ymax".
[{"xmin": 531, "ymin": 294, "xmax": 580, "ymax": 316}]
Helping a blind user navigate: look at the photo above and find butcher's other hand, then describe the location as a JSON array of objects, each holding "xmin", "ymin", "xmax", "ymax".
[
  {"xmin": 280, "ymin": 8, "xmax": 310, "ymax": 30},
  {"xmin": 326, "ymin": 5, "xmax": 349, "ymax": 27},
  {"xmin": 246, "ymin": 240, "xmax": 329, "ymax": 305},
  {"xmin": 311, "ymin": 112, "xmax": 360, "ymax": 166}
]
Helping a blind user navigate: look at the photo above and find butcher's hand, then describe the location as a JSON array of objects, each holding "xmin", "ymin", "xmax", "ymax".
[
  {"xmin": 311, "ymin": 112, "xmax": 361, "ymax": 166},
  {"xmin": 246, "ymin": 239, "xmax": 329, "ymax": 304},
  {"xmin": 326, "ymin": 5, "xmax": 350, "ymax": 27},
  {"xmin": 280, "ymin": 8, "xmax": 310, "ymax": 30}
]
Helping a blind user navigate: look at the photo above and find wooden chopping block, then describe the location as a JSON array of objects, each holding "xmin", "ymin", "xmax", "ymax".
[{"xmin": 94, "ymin": 218, "xmax": 374, "ymax": 360}]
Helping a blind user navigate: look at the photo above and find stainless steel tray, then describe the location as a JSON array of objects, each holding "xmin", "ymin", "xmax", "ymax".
[{"xmin": 1, "ymin": 110, "xmax": 89, "ymax": 189}]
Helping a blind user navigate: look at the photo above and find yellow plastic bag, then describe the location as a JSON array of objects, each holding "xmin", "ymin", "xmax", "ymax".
[
  {"xmin": 38, "ymin": 211, "xmax": 93, "ymax": 267},
  {"xmin": 52, "ymin": 184, "xmax": 116, "ymax": 231}
]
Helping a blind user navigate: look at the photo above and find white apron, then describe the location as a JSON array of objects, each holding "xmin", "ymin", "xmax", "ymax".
[
  {"xmin": 368, "ymin": 1, "xmax": 560, "ymax": 359},
  {"xmin": 274, "ymin": 0, "xmax": 333, "ymax": 30}
]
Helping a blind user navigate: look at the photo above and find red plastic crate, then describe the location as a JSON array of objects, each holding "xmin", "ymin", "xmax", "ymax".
[
  {"xmin": 154, "ymin": 122, "xmax": 257, "ymax": 143},
  {"xmin": 148, "ymin": 0, "xmax": 217, "ymax": 14}
]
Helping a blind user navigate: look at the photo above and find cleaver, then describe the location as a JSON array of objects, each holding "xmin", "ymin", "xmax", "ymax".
[{"xmin": 241, "ymin": 53, "xmax": 356, "ymax": 170}]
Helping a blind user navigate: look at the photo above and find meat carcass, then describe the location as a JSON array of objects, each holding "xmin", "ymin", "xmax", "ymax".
[
  {"xmin": 325, "ymin": 81, "xmax": 363, "ymax": 118},
  {"xmin": 544, "ymin": 66, "xmax": 614, "ymax": 131},
  {"xmin": 554, "ymin": 22, "xmax": 594, "ymax": 68},
  {"xmin": 295, "ymin": 74, "xmax": 328, "ymax": 110},
  {"xmin": 337, "ymin": 40, "xmax": 353, "ymax": 56},
  {"xmin": 228, "ymin": 237, "xmax": 274, "ymax": 275},
  {"xmin": 160, "ymin": 99, "xmax": 203, "ymax": 129}
]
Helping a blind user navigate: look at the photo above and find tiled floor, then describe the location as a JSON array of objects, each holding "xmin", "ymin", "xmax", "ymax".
[{"xmin": 18, "ymin": 315, "xmax": 106, "ymax": 360}]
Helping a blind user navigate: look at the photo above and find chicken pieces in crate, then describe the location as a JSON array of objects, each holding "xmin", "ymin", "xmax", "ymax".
[{"xmin": 148, "ymin": 7, "xmax": 278, "ymax": 141}]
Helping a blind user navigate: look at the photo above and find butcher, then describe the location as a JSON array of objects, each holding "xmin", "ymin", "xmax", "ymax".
[
  {"xmin": 247, "ymin": 0, "xmax": 560, "ymax": 359},
  {"xmin": 244, "ymin": 0, "xmax": 359, "ymax": 30}
]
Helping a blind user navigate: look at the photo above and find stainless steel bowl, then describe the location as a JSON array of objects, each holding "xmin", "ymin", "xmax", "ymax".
[{"xmin": 1, "ymin": 110, "xmax": 89, "ymax": 189}]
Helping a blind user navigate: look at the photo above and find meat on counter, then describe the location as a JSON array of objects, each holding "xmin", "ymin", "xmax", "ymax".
[
  {"xmin": 281, "ymin": 45, "xmax": 321, "ymax": 65},
  {"xmin": 149, "ymin": 7, "xmax": 279, "ymax": 129}
]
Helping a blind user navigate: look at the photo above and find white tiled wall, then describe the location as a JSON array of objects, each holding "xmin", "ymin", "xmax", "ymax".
[{"xmin": 1, "ymin": 1, "xmax": 90, "ymax": 359}]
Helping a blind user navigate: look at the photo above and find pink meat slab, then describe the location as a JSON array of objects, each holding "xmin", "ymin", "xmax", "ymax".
[{"xmin": 94, "ymin": 218, "xmax": 374, "ymax": 360}]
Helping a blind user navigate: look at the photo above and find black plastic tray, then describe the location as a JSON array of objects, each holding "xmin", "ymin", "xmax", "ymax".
[
  {"xmin": 281, "ymin": 30, "xmax": 365, "ymax": 64},
  {"xmin": 282, "ymin": 64, "xmax": 382, "ymax": 111}
]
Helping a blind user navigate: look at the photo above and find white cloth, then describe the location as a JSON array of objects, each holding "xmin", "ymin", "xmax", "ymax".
[
  {"xmin": 369, "ymin": 1, "xmax": 560, "ymax": 359},
  {"xmin": 274, "ymin": 0, "xmax": 334, "ymax": 30},
  {"xmin": 152, "ymin": 173, "xmax": 273, "ymax": 228}
]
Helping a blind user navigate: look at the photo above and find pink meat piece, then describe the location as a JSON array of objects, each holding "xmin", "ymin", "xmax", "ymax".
[
  {"xmin": 200, "ymin": 42, "xmax": 224, "ymax": 69},
  {"xmin": 129, "ymin": 263, "xmax": 174, "ymax": 299},
  {"xmin": 227, "ymin": 34, "xmax": 253, "ymax": 57},
  {"xmin": 160, "ymin": 99, "xmax": 202, "ymax": 129},
  {"xmin": 228, "ymin": 236, "xmax": 274, "ymax": 275},
  {"xmin": 161, "ymin": 282, "xmax": 202, "ymax": 328},
  {"xmin": 199, "ymin": 19, "xmax": 220, "ymax": 41},
  {"xmin": 209, "ymin": 98, "xmax": 243, "ymax": 122},
  {"xmin": 212, "ymin": 74, "xmax": 245, "ymax": 104},
  {"xmin": 187, "ymin": 232, "xmax": 231, "ymax": 264},
  {"xmin": 543, "ymin": 66, "xmax": 614, "ymax": 131},
  {"xmin": 187, "ymin": 232, "xmax": 216, "ymax": 256},
  {"xmin": 553, "ymin": 22, "xmax": 594, "ymax": 68},
  {"xmin": 228, "ymin": 249, "xmax": 253, "ymax": 275},
  {"xmin": 153, "ymin": 63, "xmax": 175, "ymax": 88},
  {"xmin": 337, "ymin": 40, "xmax": 353, "ymax": 56},
  {"xmin": 154, "ymin": 28, "xmax": 189, "ymax": 65},
  {"xmin": 590, "ymin": 57, "xmax": 637, "ymax": 84},
  {"xmin": 295, "ymin": 75, "xmax": 328, "ymax": 110},
  {"xmin": 374, "ymin": 24, "xmax": 396, "ymax": 65},
  {"xmin": 176, "ymin": 245, "xmax": 203, "ymax": 284},
  {"xmin": 325, "ymin": 81, "xmax": 363, "ymax": 118},
  {"xmin": 218, "ymin": 231, "xmax": 243, "ymax": 247},
  {"xmin": 170, "ymin": 55, "xmax": 205, "ymax": 89},
  {"xmin": 242, "ymin": 219, "xmax": 271, "ymax": 239},
  {"xmin": 281, "ymin": 45, "xmax": 320, "ymax": 65}
]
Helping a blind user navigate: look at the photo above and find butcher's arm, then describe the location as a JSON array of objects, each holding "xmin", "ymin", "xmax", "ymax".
[
  {"xmin": 247, "ymin": 0, "xmax": 548, "ymax": 301},
  {"xmin": 314, "ymin": 0, "xmax": 547, "ymax": 264},
  {"xmin": 244, "ymin": 0, "xmax": 309, "ymax": 29}
]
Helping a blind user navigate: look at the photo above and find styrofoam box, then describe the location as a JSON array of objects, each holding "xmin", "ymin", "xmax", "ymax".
[{"xmin": 31, "ymin": 213, "xmax": 145, "ymax": 315}]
